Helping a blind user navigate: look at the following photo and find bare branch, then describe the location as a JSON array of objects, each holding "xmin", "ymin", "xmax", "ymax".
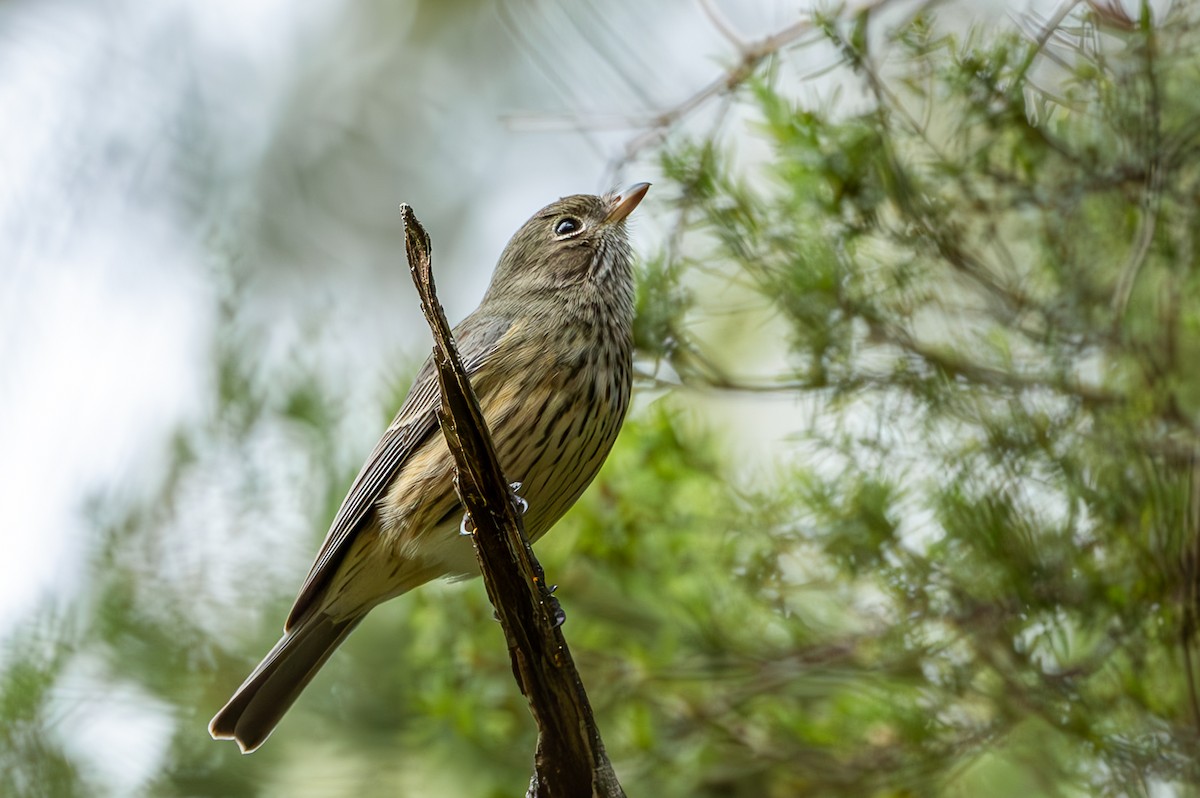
[
  {"xmin": 614, "ymin": 1, "xmax": 894, "ymax": 168},
  {"xmin": 698, "ymin": 0, "xmax": 747, "ymax": 51}
]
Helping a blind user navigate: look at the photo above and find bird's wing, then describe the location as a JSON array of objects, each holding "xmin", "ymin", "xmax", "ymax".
[{"xmin": 284, "ymin": 313, "xmax": 515, "ymax": 630}]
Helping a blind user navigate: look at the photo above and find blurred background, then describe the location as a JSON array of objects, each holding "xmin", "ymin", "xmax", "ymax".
[{"xmin": 4, "ymin": 0, "xmax": 1199, "ymax": 795}]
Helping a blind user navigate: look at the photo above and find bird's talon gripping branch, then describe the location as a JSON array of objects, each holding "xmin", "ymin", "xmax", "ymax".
[
  {"xmin": 549, "ymin": 596, "xmax": 567, "ymax": 628},
  {"xmin": 459, "ymin": 513, "xmax": 477, "ymax": 537},
  {"xmin": 509, "ymin": 481, "xmax": 529, "ymax": 515}
]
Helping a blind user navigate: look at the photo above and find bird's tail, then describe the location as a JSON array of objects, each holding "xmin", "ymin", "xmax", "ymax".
[{"xmin": 209, "ymin": 612, "xmax": 363, "ymax": 753}]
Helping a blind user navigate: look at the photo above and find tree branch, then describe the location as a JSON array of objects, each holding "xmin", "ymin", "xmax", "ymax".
[{"xmin": 400, "ymin": 204, "xmax": 626, "ymax": 798}]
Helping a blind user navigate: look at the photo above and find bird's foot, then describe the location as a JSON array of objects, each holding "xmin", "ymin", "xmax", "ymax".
[
  {"xmin": 509, "ymin": 481, "xmax": 528, "ymax": 515},
  {"xmin": 546, "ymin": 594, "xmax": 566, "ymax": 628}
]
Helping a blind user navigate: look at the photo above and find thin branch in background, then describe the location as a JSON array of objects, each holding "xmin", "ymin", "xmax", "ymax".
[
  {"xmin": 496, "ymin": 0, "xmax": 612, "ymax": 164},
  {"xmin": 607, "ymin": 1, "xmax": 894, "ymax": 171},
  {"xmin": 501, "ymin": 1, "xmax": 889, "ymax": 188},
  {"xmin": 697, "ymin": 0, "xmax": 748, "ymax": 51},
  {"xmin": 1110, "ymin": 7, "xmax": 1165, "ymax": 321},
  {"xmin": 1111, "ymin": 161, "xmax": 1163, "ymax": 319},
  {"xmin": 1009, "ymin": 0, "xmax": 1086, "ymax": 71},
  {"xmin": 1086, "ymin": 0, "xmax": 1143, "ymax": 31},
  {"xmin": 572, "ymin": 1, "xmax": 661, "ymax": 111},
  {"xmin": 1186, "ymin": 453, "xmax": 1200, "ymax": 731},
  {"xmin": 501, "ymin": 112, "xmax": 658, "ymax": 133}
]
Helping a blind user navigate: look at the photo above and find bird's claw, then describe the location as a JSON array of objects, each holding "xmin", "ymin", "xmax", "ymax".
[
  {"xmin": 509, "ymin": 481, "xmax": 528, "ymax": 515},
  {"xmin": 548, "ymin": 595, "xmax": 566, "ymax": 628}
]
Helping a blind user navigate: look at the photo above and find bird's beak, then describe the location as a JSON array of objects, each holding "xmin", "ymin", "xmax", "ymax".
[{"xmin": 604, "ymin": 182, "xmax": 651, "ymax": 224}]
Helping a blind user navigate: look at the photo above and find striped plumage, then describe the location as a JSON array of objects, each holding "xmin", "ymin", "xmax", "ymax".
[{"xmin": 209, "ymin": 184, "xmax": 648, "ymax": 753}]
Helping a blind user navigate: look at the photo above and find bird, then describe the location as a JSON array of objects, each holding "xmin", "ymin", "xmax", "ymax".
[{"xmin": 209, "ymin": 182, "xmax": 650, "ymax": 753}]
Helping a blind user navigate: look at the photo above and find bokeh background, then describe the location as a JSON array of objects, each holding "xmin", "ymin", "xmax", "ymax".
[{"xmin": 4, "ymin": 0, "xmax": 1199, "ymax": 796}]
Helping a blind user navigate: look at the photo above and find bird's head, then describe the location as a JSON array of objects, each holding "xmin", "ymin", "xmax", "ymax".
[{"xmin": 484, "ymin": 183, "xmax": 650, "ymax": 303}]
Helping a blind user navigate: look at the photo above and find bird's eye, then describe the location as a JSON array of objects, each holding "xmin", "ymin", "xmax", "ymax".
[{"xmin": 554, "ymin": 217, "xmax": 582, "ymax": 236}]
